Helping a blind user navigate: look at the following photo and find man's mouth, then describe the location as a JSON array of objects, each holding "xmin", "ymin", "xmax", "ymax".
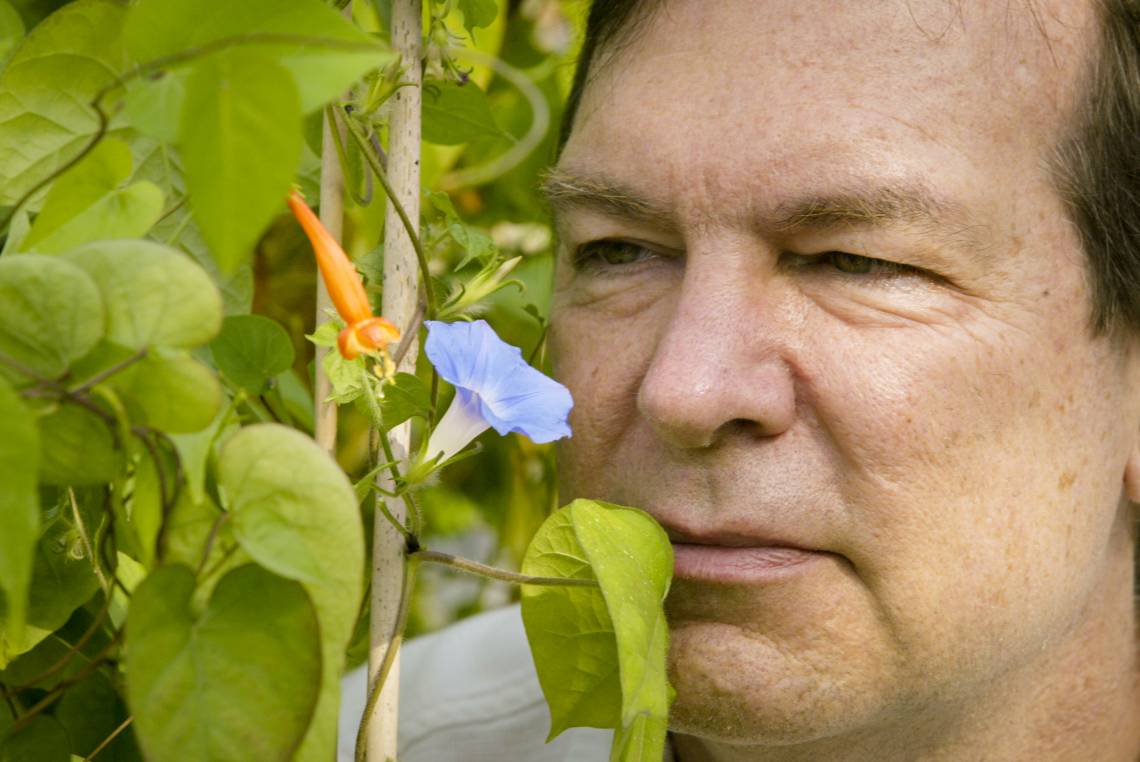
[{"xmin": 664, "ymin": 527, "xmax": 832, "ymax": 584}]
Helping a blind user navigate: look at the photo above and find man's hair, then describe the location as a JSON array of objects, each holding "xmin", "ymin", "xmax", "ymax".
[
  {"xmin": 1052, "ymin": 0, "xmax": 1140, "ymax": 336},
  {"xmin": 556, "ymin": 0, "xmax": 1140, "ymax": 590}
]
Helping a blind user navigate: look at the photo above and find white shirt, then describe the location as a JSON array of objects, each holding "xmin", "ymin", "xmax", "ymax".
[{"xmin": 338, "ymin": 604, "xmax": 673, "ymax": 761}]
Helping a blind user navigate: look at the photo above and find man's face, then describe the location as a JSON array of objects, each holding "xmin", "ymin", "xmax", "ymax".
[{"xmin": 548, "ymin": 0, "xmax": 1140, "ymax": 753}]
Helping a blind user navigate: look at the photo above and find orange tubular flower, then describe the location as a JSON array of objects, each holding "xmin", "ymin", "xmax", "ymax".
[{"xmin": 287, "ymin": 190, "xmax": 400, "ymax": 360}]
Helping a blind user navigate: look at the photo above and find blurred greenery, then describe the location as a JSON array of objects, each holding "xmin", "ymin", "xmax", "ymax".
[
  {"xmin": 0, "ymin": 1, "xmax": 589, "ymax": 755},
  {"xmin": 244, "ymin": 0, "xmax": 584, "ymax": 644}
]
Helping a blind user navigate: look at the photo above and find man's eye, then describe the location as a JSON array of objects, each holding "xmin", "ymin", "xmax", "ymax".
[
  {"xmin": 817, "ymin": 251, "xmax": 917, "ymax": 277},
  {"xmin": 573, "ymin": 240, "xmax": 657, "ymax": 270}
]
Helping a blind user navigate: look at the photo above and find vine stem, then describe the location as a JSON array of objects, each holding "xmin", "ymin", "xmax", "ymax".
[
  {"xmin": 8, "ymin": 629, "xmax": 123, "ymax": 735},
  {"xmin": 365, "ymin": 2, "xmax": 423, "ymax": 760},
  {"xmin": 412, "ymin": 549, "xmax": 600, "ymax": 588},
  {"xmin": 83, "ymin": 715, "xmax": 133, "ymax": 761},
  {"xmin": 68, "ymin": 348, "xmax": 147, "ymax": 395},
  {"xmin": 69, "ymin": 488, "xmax": 111, "ymax": 595}
]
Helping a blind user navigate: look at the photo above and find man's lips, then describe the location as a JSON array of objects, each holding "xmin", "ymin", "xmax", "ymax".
[{"xmin": 664, "ymin": 528, "xmax": 833, "ymax": 584}]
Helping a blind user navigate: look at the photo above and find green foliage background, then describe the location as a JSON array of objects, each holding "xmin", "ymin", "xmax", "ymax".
[{"xmin": 0, "ymin": 0, "xmax": 587, "ymax": 758}]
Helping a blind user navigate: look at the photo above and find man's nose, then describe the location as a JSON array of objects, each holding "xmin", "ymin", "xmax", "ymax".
[{"xmin": 636, "ymin": 256, "xmax": 797, "ymax": 450}]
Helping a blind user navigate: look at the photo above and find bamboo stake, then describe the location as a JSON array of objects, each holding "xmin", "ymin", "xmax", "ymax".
[{"xmin": 367, "ymin": 0, "xmax": 422, "ymax": 758}]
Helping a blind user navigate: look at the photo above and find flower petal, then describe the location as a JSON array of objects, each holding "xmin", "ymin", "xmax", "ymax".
[
  {"xmin": 476, "ymin": 363, "xmax": 573, "ymax": 442},
  {"xmin": 424, "ymin": 388, "xmax": 491, "ymax": 463},
  {"xmin": 424, "ymin": 319, "xmax": 572, "ymax": 443}
]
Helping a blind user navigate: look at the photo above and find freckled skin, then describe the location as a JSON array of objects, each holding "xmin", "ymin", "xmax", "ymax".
[{"xmin": 548, "ymin": 1, "xmax": 1140, "ymax": 760}]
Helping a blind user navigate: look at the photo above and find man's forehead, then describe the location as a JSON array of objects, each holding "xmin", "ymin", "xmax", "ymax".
[
  {"xmin": 565, "ymin": 0, "xmax": 1097, "ymax": 159},
  {"xmin": 555, "ymin": 0, "xmax": 1097, "ymax": 251}
]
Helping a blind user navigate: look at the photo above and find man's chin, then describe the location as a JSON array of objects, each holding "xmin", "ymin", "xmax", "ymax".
[{"xmin": 664, "ymin": 615, "xmax": 901, "ymax": 748}]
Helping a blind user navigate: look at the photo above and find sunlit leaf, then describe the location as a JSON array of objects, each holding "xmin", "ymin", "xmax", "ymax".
[
  {"xmin": 217, "ymin": 424, "xmax": 364, "ymax": 762},
  {"xmin": 0, "ymin": 255, "xmax": 103, "ymax": 384},
  {"xmin": 125, "ymin": 0, "xmax": 386, "ymax": 113},
  {"xmin": 520, "ymin": 499, "xmax": 673, "ymax": 761},
  {"xmin": 0, "ymin": 0, "xmax": 130, "ymax": 206},
  {"xmin": 21, "ymin": 137, "xmax": 164, "ymax": 254},
  {"xmin": 151, "ymin": 208, "xmax": 254, "ymax": 317},
  {"xmin": 124, "ymin": 69, "xmax": 187, "ymax": 144},
  {"xmin": 423, "ymin": 81, "xmax": 508, "ymax": 145},
  {"xmin": 210, "ymin": 314, "xmax": 295, "ymax": 394},
  {"xmin": 321, "ymin": 347, "xmax": 368, "ymax": 404},
  {"xmin": 109, "ymin": 351, "xmax": 222, "ymax": 433},
  {"xmin": 457, "ymin": 0, "xmax": 498, "ymax": 32},
  {"xmin": 180, "ymin": 50, "xmax": 301, "ymax": 273},
  {"xmin": 63, "ymin": 239, "xmax": 223, "ymax": 350},
  {"xmin": 127, "ymin": 563, "xmax": 322, "ymax": 762},
  {"xmin": 0, "ymin": 380, "xmax": 38, "ymax": 645},
  {"xmin": 0, "ymin": 0, "xmax": 24, "ymax": 67},
  {"xmin": 448, "ymin": 221, "xmax": 497, "ymax": 269}
]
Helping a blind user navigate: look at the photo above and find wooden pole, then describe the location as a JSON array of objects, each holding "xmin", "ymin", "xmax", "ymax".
[{"xmin": 367, "ymin": 0, "xmax": 421, "ymax": 758}]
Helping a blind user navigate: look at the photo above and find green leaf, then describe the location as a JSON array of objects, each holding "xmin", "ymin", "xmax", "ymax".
[
  {"xmin": 448, "ymin": 221, "xmax": 497, "ymax": 269},
  {"xmin": 0, "ymin": 0, "xmax": 130, "ymax": 206},
  {"xmin": 20, "ymin": 137, "xmax": 164, "ymax": 254},
  {"xmin": 127, "ymin": 563, "xmax": 322, "ymax": 762},
  {"xmin": 273, "ymin": 368, "xmax": 315, "ymax": 434},
  {"xmin": 124, "ymin": 69, "xmax": 187, "ymax": 144},
  {"xmin": 520, "ymin": 499, "xmax": 673, "ymax": 762},
  {"xmin": 152, "ymin": 208, "xmax": 254, "ymax": 317},
  {"xmin": 0, "ymin": 380, "xmax": 38, "ymax": 644},
  {"xmin": 422, "ymin": 81, "xmax": 508, "ymax": 145},
  {"xmin": 124, "ymin": 0, "xmax": 386, "ymax": 114},
  {"xmin": 379, "ymin": 372, "xmax": 432, "ymax": 427},
  {"xmin": 55, "ymin": 670, "xmax": 125, "ymax": 758},
  {"xmin": 1, "ymin": 494, "xmax": 102, "ymax": 665},
  {"xmin": 321, "ymin": 347, "xmax": 368, "ymax": 404},
  {"xmin": 109, "ymin": 351, "xmax": 222, "ymax": 434},
  {"xmin": 1, "ymin": 632, "xmax": 91, "ymax": 691},
  {"xmin": 62, "ymin": 239, "xmax": 223, "ymax": 350},
  {"xmin": 217, "ymin": 424, "xmax": 365, "ymax": 762},
  {"xmin": 0, "ymin": 208, "xmax": 28, "ymax": 256},
  {"xmin": 180, "ymin": 50, "xmax": 301, "ymax": 273},
  {"xmin": 0, "ymin": 1, "xmax": 25, "ymax": 69},
  {"xmin": 160, "ymin": 492, "xmax": 224, "ymax": 571},
  {"xmin": 36, "ymin": 402, "xmax": 120, "ymax": 485},
  {"xmin": 425, "ymin": 188, "xmax": 459, "ymax": 221},
  {"xmin": 0, "ymin": 715, "xmax": 70, "ymax": 762},
  {"xmin": 306, "ymin": 321, "xmax": 339, "ymax": 348},
  {"xmin": 0, "ymin": 255, "xmax": 103, "ymax": 384},
  {"xmin": 457, "ymin": 0, "xmax": 498, "ymax": 32},
  {"xmin": 210, "ymin": 314, "xmax": 295, "ymax": 394},
  {"xmin": 169, "ymin": 405, "xmax": 232, "ymax": 506},
  {"xmin": 115, "ymin": 441, "xmax": 175, "ymax": 569}
]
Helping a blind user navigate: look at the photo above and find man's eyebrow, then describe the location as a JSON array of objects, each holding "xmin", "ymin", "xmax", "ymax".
[
  {"xmin": 541, "ymin": 169, "xmax": 985, "ymax": 253},
  {"xmin": 539, "ymin": 169, "xmax": 676, "ymax": 230},
  {"xmin": 770, "ymin": 185, "xmax": 968, "ymax": 234}
]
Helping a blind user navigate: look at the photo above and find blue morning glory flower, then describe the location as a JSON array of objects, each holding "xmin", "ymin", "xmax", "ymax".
[{"xmin": 423, "ymin": 320, "xmax": 573, "ymax": 464}]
